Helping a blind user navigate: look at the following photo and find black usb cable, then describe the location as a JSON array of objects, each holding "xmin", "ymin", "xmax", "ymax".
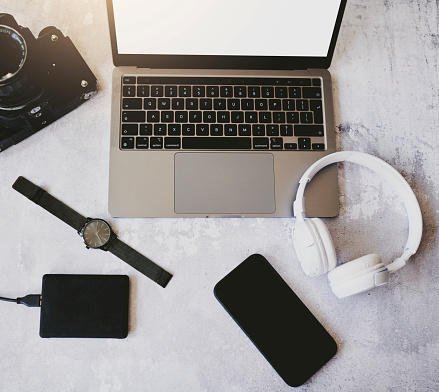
[{"xmin": 0, "ymin": 295, "xmax": 41, "ymax": 307}]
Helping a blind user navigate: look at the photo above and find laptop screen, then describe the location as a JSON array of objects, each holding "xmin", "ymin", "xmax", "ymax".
[{"xmin": 107, "ymin": 0, "xmax": 346, "ymax": 69}]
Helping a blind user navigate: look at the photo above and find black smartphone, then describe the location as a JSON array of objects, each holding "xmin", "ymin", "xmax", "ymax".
[{"xmin": 214, "ymin": 254, "xmax": 337, "ymax": 387}]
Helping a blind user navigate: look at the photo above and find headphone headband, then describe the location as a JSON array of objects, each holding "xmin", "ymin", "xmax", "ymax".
[{"xmin": 293, "ymin": 151, "xmax": 423, "ymax": 271}]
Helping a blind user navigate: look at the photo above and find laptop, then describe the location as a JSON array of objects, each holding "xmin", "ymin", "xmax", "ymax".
[{"xmin": 106, "ymin": 0, "xmax": 347, "ymax": 218}]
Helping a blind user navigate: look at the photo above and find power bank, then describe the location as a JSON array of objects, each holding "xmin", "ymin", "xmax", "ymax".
[{"xmin": 39, "ymin": 274, "xmax": 129, "ymax": 339}]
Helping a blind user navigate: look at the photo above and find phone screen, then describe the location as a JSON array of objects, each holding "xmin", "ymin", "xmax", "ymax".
[{"xmin": 214, "ymin": 254, "xmax": 337, "ymax": 387}]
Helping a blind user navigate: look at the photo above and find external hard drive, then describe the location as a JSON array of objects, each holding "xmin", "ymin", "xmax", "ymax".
[{"xmin": 39, "ymin": 274, "xmax": 129, "ymax": 338}]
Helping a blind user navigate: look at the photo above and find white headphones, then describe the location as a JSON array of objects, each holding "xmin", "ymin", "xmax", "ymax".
[{"xmin": 292, "ymin": 151, "xmax": 423, "ymax": 298}]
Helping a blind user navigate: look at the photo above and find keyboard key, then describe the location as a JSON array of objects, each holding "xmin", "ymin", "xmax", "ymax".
[
  {"xmin": 137, "ymin": 86, "xmax": 149, "ymax": 97},
  {"xmin": 228, "ymin": 99, "xmax": 240, "ymax": 110},
  {"xmin": 121, "ymin": 137, "xmax": 134, "ymax": 149},
  {"xmin": 285, "ymin": 143, "xmax": 298, "ymax": 150},
  {"xmin": 161, "ymin": 111, "xmax": 174, "ymax": 122},
  {"xmin": 179, "ymin": 86, "xmax": 191, "ymax": 97},
  {"xmin": 238, "ymin": 124, "xmax": 251, "ymax": 136},
  {"xmin": 136, "ymin": 137, "xmax": 149, "ymax": 149},
  {"xmin": 182, "ymin": 137, "xmax": 251, "ymax": 149},
  {"xmin": 158, "ymin": 98, "xmax": 171, "ymax": 110},
  {"xmin": 210, "ymin": 124, "xmax": 223, "ymax": 136},
  {"xmin": 224, "ymin": 124, "xmax": 237, "ymax": 136},
  {"xmin": 168, "ymin": 124, "xmax": 181, "ymax": 135},
  {"xmin": 231, "ymin": 111, "xmax": 244, "ymax": 123},
  {"xmin": 165, "ymin": 86, "xmax": 178, "ymax": 97},
  {"xmin": 122, "ymin": 124, "xmax": 138, "ymax": 135},
  {"xmin": 288, "ymin": 87, "xmax": 301, "ymax": 98},
  {"xmin": 302, "ymin": 87, "xmax": 322, "ymax": 99},
  {"xmin": 287, "ymin": 112, "xmax": 299, "ymax": 123},
  {"xmin": 275, "ymin": 87, "xmax": 288, "ymax": 98},
  {"xmin": 189, "ymin": 111, "xmax": 202, "ymax": 122},
  {"xmin": 261, "ymin": 87, "xmax": 274, "ymax": 98},
  {"xmin": 312, "ymin": 78, "xmax": 322, "ymax": 86},
  {"xmin": 151, "ymin": 86, "xmax": 164, "ymax": 97},
  {"xmin": 193, "ymin": 86, "xmax": 205, "ymax": 97},
  {"xmin": 241, "ymin": 99, "xmax": 254, "ymax": 110},
  {"xmin": 203, "ymin": 111, "xmax": 216, "ymax": 123},
  {"xmin": 282, "ymin": 99, "xmax": 295, "ymax": 111},
  {"xmin": 175, "ymin": 111, "xmax": 188, "ymax": 122},
  {"xmin": 259, "ymin": 112, "xmax": 272, "ymax": 123},
  {"xmin": 270, "ymin": 137, "xmax": 283, "ymax": 149},
  {"xmin": 266, "ymin": 125, "xmax": 279, "ymax": 136},
  {"xmin": 255, "ymin": 99, "xmax": 268, "ymax": 110},
  {"xmin": 269, "ymin": 99, "xmax": 281, "ymax": 110},
  {"xmin": 253, "ymin": 137, "xmax": 269, "ymax": 149},
  {"xmin": 172, "ymin": 98, "xmax": 184, "ymax": 110},
  {"xmin": 165, "ymin": 137, "xmax": 181, "ymax": 149},
  {"xmin": 122, "ymin": 111, "xmax": 145, "ymax": 122},
  {"xmin": 248, "ymin": 86, "xmax": 260, "ymax": 98},
  {"xmin": 150, "ymin": 137, "xmax": 163, "ymax": 149},
  {"xmin": 300, "ymin": 112, "xmax": 313, "ymax": 124},
  {"xmin": 186, "ymin": 98, "xmax": 198, "ymax": 110},
  {"xmin": 220, "ymin": 86, "xmax": 233, "ymax": 97},
  {"xmin": 214, "ymin": 99, "xmax": 227, "ymax": 110},
  {"xmin": 196, "ymin": 124, "xmax": 209, "ymax": 136},
  {"xmin": 147, "ymin": 111, "xmax": 160, "ymax": 122},
  {"xmin": 182, "ymin": 124, "xmax": 195, "ymax": 135},
  {"xmin": 310, "ymin": 100, "xmax": 324, "ymax": 124},
  {"xmin": 245, "ymin": 112, "xmax": 258, "ymax": 123},
  {"xmin": 252, "ymin": 124, "xmax": 265, "ymax": 136},
  {"xmin": 144, "ymin": 98, "xmax": 156, "ymax": 109},
  {"xmin": 273, "ymin": 112, "xmax": 286, "ymax": 123},
  {"xmin": 154, "ymin": 124, "xmax": 167, "ymax": 135},
  {"xmin": 207, "ymin": 86, "xmax": 219, "ymax": 97},
  {"xmin": 217, "ymin": 111, "xmax": 230, "ymax": 123},
  {"xmin": 234, "ymin": 86, "xmax": 247, "ymax": 97},
  {"xmin": 140, "ymin": 124, "xmax": 152, "ymax": 135},
  {"xmin": 200, "ymin": 99, "xmax": 213, "ymax": 110},
  {"xmin": 123, "ymin": 76, "xmax": 136, "ymax": 84},
  {"xmin": 122, "ymin": 86, "xmax": 135, "ymax": 97},
  {"xmin": 122, "ymin": 98, "xmax": 142, "ymax": 110},
  {"xmin": 296, "ymin": 100, "xmax": 309, "ymax": 111},
  {"xmin": 298, "ymin": 137, "xmax": 311, "ymax": 149},
  {"xmin": 312, "ymin": 143, "xmax": 325, "ymax": 150},
  {"xmin": 280, "ymin": 125, "xmax": 293, "ymax": 136},
  {"xmin": 295, "ymin": 125, "xmax": 324, "ymax": 137},
  {"xmin": 137, "ymin": 77, "xmax": 150, "ymax": 84}
]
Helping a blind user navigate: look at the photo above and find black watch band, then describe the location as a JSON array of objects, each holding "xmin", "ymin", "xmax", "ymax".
[
  {"xmin": 13, "ymin": 176, "xmax": 173, "ymax": 288},
  {"xmin": 108, "ymin": 238, "xmax": 172, "ymax": 288},
  {"xmin": 13, "ymin": 176, "xmax": 86, "ymax": 231}
]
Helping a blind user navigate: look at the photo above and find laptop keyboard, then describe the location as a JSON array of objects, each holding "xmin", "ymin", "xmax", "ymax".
[{"xmin": 119, "ymin": 77, "xmax": 325, "ymax": 151}]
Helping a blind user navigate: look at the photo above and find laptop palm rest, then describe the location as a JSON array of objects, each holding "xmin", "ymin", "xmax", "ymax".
[{"xmin": 175, "ymin": 153, "xmax": 275, "ymax": 214}]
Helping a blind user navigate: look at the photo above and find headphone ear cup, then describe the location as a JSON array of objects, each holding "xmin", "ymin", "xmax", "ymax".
[
  {"xmin": 328, "ymin": 254, "xmax": 388, "ymax": 298},
  {"xmin": 292, "ymin": 218, "xmax": 337, "ymax": 277}
]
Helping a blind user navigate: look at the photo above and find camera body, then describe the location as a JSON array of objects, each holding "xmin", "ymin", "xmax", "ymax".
[{"xmin": 0, "ymin": 14, "xmax": 97, "ymax": 152}]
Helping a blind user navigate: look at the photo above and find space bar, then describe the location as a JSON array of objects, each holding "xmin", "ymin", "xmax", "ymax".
[{"xmin": 182, "ymin": 137, "xmax": 251, "ymax": 149}]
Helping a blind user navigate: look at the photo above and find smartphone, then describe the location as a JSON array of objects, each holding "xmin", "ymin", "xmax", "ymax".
[{"xmin": 214, "ymin": 254, "xmax": 337, "ymax": 387}]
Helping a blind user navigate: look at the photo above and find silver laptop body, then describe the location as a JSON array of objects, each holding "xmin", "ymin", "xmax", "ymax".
[{"xmin": 107, "ymin": 0, "xmax": 347, "ymax": 218}]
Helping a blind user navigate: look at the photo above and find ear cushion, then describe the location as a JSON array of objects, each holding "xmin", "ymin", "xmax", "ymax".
[
  {"xmin": 292, "ymin": 218, "xmax": 336, "ymax": 277},
  {"xmin": 328, "ymin": 254, "xmax": 387, "ymax": 298}
]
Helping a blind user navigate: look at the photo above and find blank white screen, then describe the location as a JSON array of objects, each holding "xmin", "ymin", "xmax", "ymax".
[{"xmin": 113, "ymin": 0, "xmax": 341, "ymax": 57}]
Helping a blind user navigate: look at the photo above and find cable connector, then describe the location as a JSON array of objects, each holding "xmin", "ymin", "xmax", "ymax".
[{"xmin": 16, "ymin": 294, "xmax": 41, "ymax": 307}]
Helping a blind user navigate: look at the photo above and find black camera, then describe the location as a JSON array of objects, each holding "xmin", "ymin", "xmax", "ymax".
[{"xmin": 0, "ymin": 14, "xmax": 97, "ymax": 152}]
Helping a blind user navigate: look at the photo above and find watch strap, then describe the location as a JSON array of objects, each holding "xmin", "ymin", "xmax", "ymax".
[
  {"xmin": 13, "ymin": 176, "xmax": 86, "ymax": 231},
  {"xmin": 108, "ymin": 238, "xmax": 172, "ymax": 288}
]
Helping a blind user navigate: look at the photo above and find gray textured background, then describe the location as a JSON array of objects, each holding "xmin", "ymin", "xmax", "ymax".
[{"xmin": 0, "ymin": 1, "xmax": 438, "ymax": 391}]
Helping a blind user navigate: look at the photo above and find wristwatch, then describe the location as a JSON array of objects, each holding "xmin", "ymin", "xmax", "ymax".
[{"xmin": 12, "ymin": 176, "xmax": 172, "ymax": 288}]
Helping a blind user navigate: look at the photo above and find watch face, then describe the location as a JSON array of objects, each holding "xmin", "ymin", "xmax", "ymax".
[{"xmin": 82, "ymin": 220, "xmax": 111, "ymax": 248}]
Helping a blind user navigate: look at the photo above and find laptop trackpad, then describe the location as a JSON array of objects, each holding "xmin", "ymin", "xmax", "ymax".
[{"xmin": 175, "ymin": 153, "xmax": 275, "ymax": 214}]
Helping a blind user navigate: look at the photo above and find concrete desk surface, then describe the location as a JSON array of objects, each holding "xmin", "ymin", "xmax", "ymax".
[{"xmin": 0, "ymin": 1, "xmax": 438, "ymax": 391}]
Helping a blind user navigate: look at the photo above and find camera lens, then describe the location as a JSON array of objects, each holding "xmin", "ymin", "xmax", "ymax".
[
  {"xmin": 0, "ymin": 25, "xmax": 44, "ymax": 109},
  {"xmin": 0, "ymin": 25, "xmax": 26, "ymax": 81}
]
